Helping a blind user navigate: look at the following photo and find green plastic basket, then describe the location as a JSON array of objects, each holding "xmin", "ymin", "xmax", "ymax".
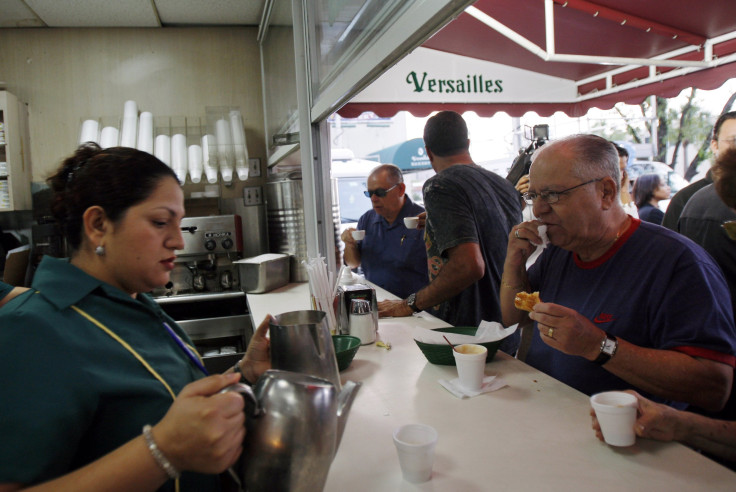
[
  {"xmin": 414, "ymin": 327, "xmax": 501, "ymax": 366},
  {"xmin": 332, "ymin": 335, "xmax": 361, "ymax": 371}
]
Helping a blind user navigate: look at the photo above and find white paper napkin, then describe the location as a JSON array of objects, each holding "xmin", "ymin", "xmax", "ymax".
[
  {"xmin": 537, "ymin": 224, "xmax": 550, "ymax": 249},
  {"xmin": 412, "ymin": 322, "xmax": 518, "ymax": 345},
  {"xmin": 439, "ymin": 375, "xmax": 508, "ymax": 399}
]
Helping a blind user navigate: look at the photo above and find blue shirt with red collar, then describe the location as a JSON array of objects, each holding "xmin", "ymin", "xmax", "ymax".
[
  {"xmin": 526, "ymin": 219, "xmax": 736, "ymax": 409},
  {"xmin": 356, "ymin": 196, "xmax": 428, "ymax": 298}
]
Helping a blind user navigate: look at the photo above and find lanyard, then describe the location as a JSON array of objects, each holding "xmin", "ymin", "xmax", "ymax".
[{"xmin": 163, "ymin": 322, "xmax": 209, "ymax": 376}]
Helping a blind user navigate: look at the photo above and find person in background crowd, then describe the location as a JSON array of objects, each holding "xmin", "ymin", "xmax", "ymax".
[
  {"xmin": 591, "ymin": 146, "xmax": 736, "ymax": 466},
  {"xmin": 662, "ymin": 111, "xmax": 736, "ymax": 230},
  {"xmin": 502, "ymin": 134, "xmax": 735, "ymax": 413},
  {"xmin": 633, "ymin": 173, "xmax": 669, "ymax": 224},
  {"xmin": 677, "ymin": 112, "xmax": 736, "ymax": 322},
  {"xmin": 611, "ymin": 143, "xmax": 638, "ymax": 218},
  {"xmin": 340, "ymin": 164, "xmax": 427, "ymax": 299},
  {"xmin": 378, "ymin": 111, "xmax": 522, "ymax": 354},
  {"xmin": 0, "ymin": 281, "xmax": 28, "ymax": 308},
  {"xmin": 0, "ymin": 144, "xmax": 272, "ymax": 492}
]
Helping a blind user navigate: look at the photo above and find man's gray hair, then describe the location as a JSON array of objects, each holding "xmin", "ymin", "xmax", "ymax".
[
  {"xmin": 370, "ymin": 163, "xmax": 404, "ymax": 184},
  {"xmin": 532, "ymin": 134, "xmax": 620, "ymax": 192}
]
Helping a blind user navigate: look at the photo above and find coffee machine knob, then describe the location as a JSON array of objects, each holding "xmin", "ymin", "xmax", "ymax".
[
  {"xmin": 204, "ymin": 239, "xmax": 217, "ymax": 251},
  {"xmin": 222, "ymin": 238, "xmax": 233, "ymax": 250}
]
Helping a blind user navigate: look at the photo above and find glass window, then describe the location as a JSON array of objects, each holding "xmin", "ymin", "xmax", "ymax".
[
  {"xmin": 261, "ymin": 1, "xmax": 299, "ymax": 160},
  {"xmin": 337, "ymin": 176, "xmax": 372, "ymax": 223},
  {"xmin": 309, "ymin": 0, "xmax": 406, "ymax": 94}
]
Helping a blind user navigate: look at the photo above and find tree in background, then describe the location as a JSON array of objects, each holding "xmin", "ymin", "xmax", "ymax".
[
  {"xmin": 682, "ymin": 91, "xmax": 736, "ymax": 181},
  {"xmin": 593, "ymin": 88, "xmax": 718, "ymax": 180}
]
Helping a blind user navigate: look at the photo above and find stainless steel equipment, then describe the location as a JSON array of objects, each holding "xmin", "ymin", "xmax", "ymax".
[
  {"xmin": 222, "ymin": 370, "xmax": 360, "ymax": 492},
  {"xmin": 266, "ymin": 171, "xmax": 342, "ymax": 282},
  {"xmin": 152, "ymin": 214, "xmax": 251, "ymax": 374},
  {"xmin": 235, "ymin": 253, "xmax": 290, "ymax": 294},
  {"xmin": 268, "ymin": 310, "xmax": 342, "ymax": 389},
  {"xmin": 335, "ymin": 281, "xmax": 378, "ymax": 338}
]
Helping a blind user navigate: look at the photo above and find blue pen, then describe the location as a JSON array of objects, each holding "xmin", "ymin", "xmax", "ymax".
[{"xmin": 163, "ymin": 322, "xmax": 210, "ymax": 376}]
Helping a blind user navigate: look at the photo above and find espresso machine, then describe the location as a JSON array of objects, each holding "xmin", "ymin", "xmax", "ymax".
[{"xmin": 152, "ymin": 215, "xmax": 252, "ymax": 373}]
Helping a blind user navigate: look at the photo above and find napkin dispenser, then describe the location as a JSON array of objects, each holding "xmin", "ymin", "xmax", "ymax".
[{"xmin": 335, "ymin": 282, "xmax": 378, "ymax": 336}]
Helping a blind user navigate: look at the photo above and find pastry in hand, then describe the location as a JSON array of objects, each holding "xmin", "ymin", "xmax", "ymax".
[{"xmin": 514, "ymin": 291, "xmax": 541, "ymax": 312}]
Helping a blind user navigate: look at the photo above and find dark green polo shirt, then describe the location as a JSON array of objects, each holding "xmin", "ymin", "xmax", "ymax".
[{"xmin": 0, "ymin": 256, "xmax": 219, "ymax": 491}]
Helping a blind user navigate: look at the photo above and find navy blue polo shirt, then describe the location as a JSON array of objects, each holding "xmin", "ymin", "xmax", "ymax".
[{"xmin": 356, "ymin": 196, "xmax": 428, "ymax": 298}]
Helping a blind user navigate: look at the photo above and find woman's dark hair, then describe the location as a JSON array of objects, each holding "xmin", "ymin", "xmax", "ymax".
[
  {"xmin": 47, "ymin": 143, "xmax": 179, "ymax": 252},
  {"xmin": 423, "ymin": 111, "xmax": 469, "ymax": 157},
  {"xmin": 611, "ymin": 142, "xmax": 628, "ymax": 158},
  {"xmin": 712, "ymin": 111, "xmax": 736, "ymax": 141},
  {"xmin": 713, "ymin": 146, "xmax": 736, "ymax": 210},
  {"xmin": 632, "ymin": 173, "xmax": 662, "ymax": 209}
]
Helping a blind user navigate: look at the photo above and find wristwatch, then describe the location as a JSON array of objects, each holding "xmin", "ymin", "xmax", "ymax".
[
  {"xmin": 406, "ymin": 293, "xmax": 420, "ymax": 312},
  {"xmin": 593, "ymin": 333, "xmax": 618, "ymax": 365}
]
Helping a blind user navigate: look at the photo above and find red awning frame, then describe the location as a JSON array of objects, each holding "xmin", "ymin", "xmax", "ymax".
[{"xmin": 338, "ymin": 0, "xmax": 736, "ymax": 118}]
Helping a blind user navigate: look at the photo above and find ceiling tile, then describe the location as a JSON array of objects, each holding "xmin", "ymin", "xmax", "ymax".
[
  {"xmin": 0, "ymin": 0, "xmax": 45, "ymax": 27},
  {"xmin": 25, "ymin": 0, "xmax": 160, "ymax": 27},
  {"xmin": 154, "ymin": 0, "xmax": 264, "ymax": 26}
]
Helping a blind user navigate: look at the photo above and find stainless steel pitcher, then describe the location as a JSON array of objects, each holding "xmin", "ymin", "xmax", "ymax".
[
  {"xmin": 222, "ymin": 370, "xmax": 361, "ymax": 492},
  {"xmin": 269, "ymin": 310, "xmax": 342, "ymax": 389}
]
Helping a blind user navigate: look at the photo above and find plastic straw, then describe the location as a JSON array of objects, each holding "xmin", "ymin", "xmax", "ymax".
[{"xmin": 302, "ymin": 256, "xmax": 338, "ymax": 333}]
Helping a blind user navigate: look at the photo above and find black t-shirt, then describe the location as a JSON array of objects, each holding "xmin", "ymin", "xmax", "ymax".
[{"xmin": 423, "ymin": 164, "xmax": 522, "ymax": 352}]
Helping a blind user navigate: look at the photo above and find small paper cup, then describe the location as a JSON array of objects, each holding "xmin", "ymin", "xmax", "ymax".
[
  {"xmin": 393, "ymin": 424, "xmax": 438, "ymax": 483},
  {"xmin": 590, "ymin": 391, "xmax": 638, "ymax": 447},
  {"xmin": 351, "ymin": 230, "xmax": 366, "ymax": 241},
  {"xmin": 452, "ymin": 344, "xmax": 487, "ymax": 391},
  {"xmin": 404, "ymin": 217, "xmax": 419, "ymax": 229}
]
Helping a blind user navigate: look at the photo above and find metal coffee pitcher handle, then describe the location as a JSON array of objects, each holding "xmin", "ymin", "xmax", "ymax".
[{"xmin": 219, "ymin": 383, "xmax": 263, "ymax": 418}]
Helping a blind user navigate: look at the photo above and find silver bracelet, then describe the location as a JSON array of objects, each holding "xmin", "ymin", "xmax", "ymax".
[{"xmin": 142, "ymin": 424, "xmax": 180, "ymax": 479}]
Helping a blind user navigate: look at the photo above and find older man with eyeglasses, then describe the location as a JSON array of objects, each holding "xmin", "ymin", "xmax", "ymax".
[
  {"xmin": 340, "ymin": 164, "xmax": 428, "ymax": 299},
  {"xmin": 501, "ymin": 133, "xmax": 736, "ymax": 415}
]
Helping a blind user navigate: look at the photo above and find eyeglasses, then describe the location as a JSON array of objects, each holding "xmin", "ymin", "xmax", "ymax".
[
  {"xmin": 522, "ymin": 178, "xmax": 602, "ymax": 205},
  {"xmin": 364, "ymin": 184, "xmax": 398, "ymax": 198},
  {"xmin": 722, "ymin": 220, "xmax": 736, "ymax": 242}
]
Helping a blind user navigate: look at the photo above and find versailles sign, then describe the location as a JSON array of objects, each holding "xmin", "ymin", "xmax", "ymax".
[
  {"xmin": 405, "ymin": 71, "xmax": 503, "ymax": 94},
  {"xmin": 350, "ymin": 47, "xmax": 576, "ymax": 104}
]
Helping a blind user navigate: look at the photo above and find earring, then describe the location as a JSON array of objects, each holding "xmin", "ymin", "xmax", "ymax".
[{"xmin": 95, "ymin": 245, "xmax": 105, "ymax": 256}]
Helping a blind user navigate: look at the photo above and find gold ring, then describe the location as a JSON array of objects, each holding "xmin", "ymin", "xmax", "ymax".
[
  {"xmin": 547, "ymin": 328, "xmax": 554, "ymax": 338},
  {"xmin": 515, "ymin": 228, "xmax": 521, "ymax": 239}
]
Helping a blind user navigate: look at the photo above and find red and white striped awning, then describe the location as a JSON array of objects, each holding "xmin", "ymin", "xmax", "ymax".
[{"xmin": 338, "ymin": 0, "xmax": 736, "ymax": 118}]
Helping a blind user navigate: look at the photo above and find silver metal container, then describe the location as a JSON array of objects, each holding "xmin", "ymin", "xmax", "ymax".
[
  {"xmin": 266, "ymin": 171, "xmax": 342, "ymax": 282},
  {"xmin": 235, "ymin": 253, "xmax": 290, "ymax": 294}
]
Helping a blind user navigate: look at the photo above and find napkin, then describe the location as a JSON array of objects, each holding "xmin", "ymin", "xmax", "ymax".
[
  {"xmin": 412, "ymin": 321, "xmax": 518, "ymax": 345},
  {"xmin": 439, "ymin": 375, "xmax": 508, "ymax": 399},
  {"xmin": 537, "ymin": 224, "xmax": 550, "ymax": 249}
]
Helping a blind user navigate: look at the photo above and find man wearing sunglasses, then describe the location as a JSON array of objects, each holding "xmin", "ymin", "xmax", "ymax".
[
  {"xmin": 377, "ymin": 111, "xmax": 523, "ymax": 356},
  {"xmin": 340, "ymin": 164, "xmax": 428, "ymax": 299},
  {"xmin": 501, "ymin": 134, "xmax": 735, "ymax": 415}
]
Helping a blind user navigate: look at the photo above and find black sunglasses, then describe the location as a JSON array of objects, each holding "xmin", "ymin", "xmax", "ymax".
[{"xmin": 364, "ymin": 184, "xmax": 398, "ymax": 198}]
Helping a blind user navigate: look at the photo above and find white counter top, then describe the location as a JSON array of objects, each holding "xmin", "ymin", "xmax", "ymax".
[{"xmin": 248, "ymin": 283, "xmax": 736, "ymax": 491}]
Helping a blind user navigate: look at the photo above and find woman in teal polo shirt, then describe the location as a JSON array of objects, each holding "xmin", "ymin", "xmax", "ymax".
[
  {"xmin": 0, "ymin": 281, "xmax": 28, "ymax": 308},
  {"xmin": 0, "ymin": 144, "xmax": 271, "ymax": 492}
]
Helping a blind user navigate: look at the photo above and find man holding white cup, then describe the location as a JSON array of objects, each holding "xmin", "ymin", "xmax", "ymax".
[{"xmin": 340, "ymin": 164, "xmax": 428, "ymax": 299}]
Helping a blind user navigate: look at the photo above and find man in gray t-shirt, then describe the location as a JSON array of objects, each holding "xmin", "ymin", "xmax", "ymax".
[{"xmin": 378, "ymin": 111, "xmax": 522, "ymax": 352}]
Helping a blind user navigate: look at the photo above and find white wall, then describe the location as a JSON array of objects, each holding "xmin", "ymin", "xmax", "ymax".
[{"xmin": 0, "ymin": 27, "xmax": 265, "ymax": 200}]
